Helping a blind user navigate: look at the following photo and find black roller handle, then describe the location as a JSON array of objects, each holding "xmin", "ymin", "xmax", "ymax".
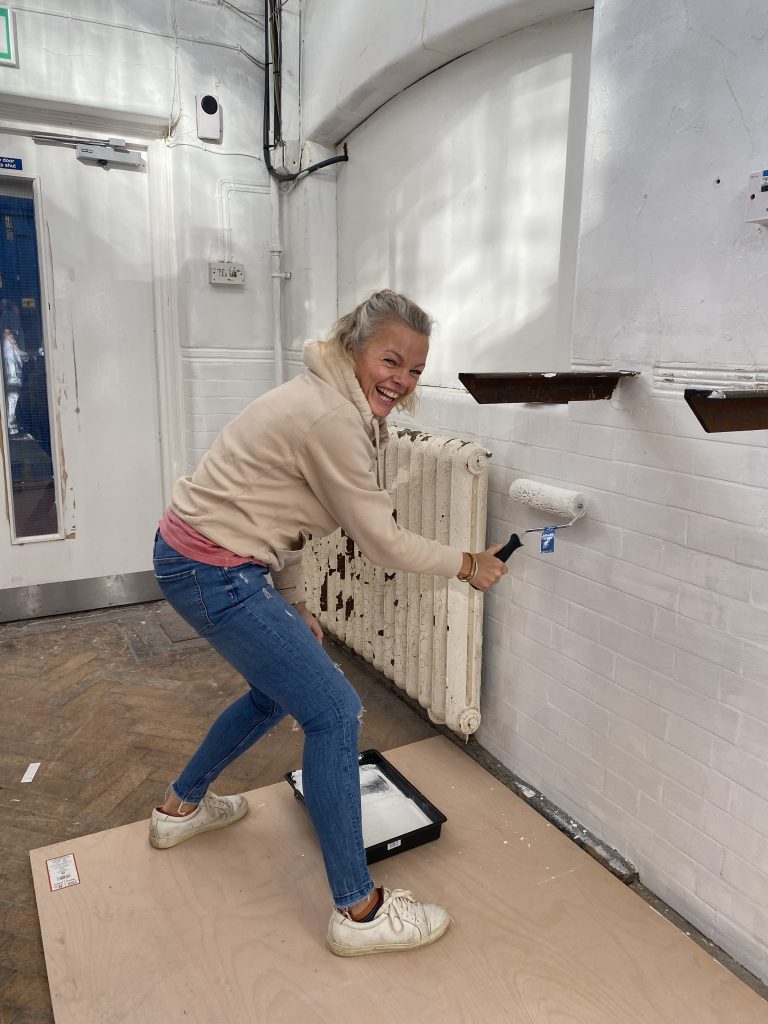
[{"xmin": 495, "ymin": 533, "xmax": 523, "ymax": 562}]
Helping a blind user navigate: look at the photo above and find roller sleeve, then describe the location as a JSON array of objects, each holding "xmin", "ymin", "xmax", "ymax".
[{"xmin": 508, "ymin": 478, "xmax": 587, "ymax": 517}]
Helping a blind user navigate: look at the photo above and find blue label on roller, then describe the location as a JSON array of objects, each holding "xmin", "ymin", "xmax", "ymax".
[{"xmin": 540, "ymin": 527, "xmax": 556, "ymax": 554}]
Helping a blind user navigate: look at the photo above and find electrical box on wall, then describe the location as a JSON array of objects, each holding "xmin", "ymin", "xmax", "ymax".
[
  {"xmin": 209, "ymin": 261, "xmax": 245, "ymax": 285},
  {"xmin": 269, "ymin": 140, "xmax": 301, "ymax": 176},
  {"xmin": 196, "ymin": 94, "xmax": 222, "ymax": 142},
  {"xmin": 744, "ymin": 169, "xmax": 768, "ymax": 225}
]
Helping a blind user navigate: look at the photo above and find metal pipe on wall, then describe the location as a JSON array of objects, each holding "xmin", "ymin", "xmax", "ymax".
[{"xmin": 269, "ymin": 174, "xmax": 287, "ymax": 388}]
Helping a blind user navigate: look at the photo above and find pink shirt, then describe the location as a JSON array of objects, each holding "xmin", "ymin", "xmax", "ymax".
[{"xmin": 159, "ymin": 508, "xmax": 264, "ymax": 568}]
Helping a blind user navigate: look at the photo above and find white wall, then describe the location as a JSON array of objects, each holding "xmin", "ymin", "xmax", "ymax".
[
  {"xmin": 337, "ymin": 12, "xmax": 592, "ymax": 383},
  {"xmin": 553, "ymin": 0, "xmax": 768, "ymax": 979},
  {"xmin": 0, "ymin": 1, "xmax": 172, "ymax": 132},
  {"xmin": 301, "ymin": 0, "xmax": 768, "ymax": 985},
  {"xmin": 572, "ymin": 1, "xmax": 768, "ymax": 372},
  {"xmin": 281, "ymin": 168, "xmax": 339, "ymax": 375},
  {"xmin": 0, "ymin": 1, "xmax": 285, "ymax": 474},
  {"xmin": 157, "ymin": 5, "xmax": 280, "ymax": 470},
  {"xmin": 302, "ymin": 0, "xmax": 591, "ymax": 147}
]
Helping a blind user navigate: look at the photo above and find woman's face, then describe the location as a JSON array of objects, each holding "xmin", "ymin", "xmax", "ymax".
[{"xmin": 350, "ymin": 322, "xmax": 429, "ymax": 418}]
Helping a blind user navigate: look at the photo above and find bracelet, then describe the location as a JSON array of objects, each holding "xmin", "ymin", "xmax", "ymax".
[{"xmin": 457, "ymin": 552, "xmax": 478, "ymax": 583}]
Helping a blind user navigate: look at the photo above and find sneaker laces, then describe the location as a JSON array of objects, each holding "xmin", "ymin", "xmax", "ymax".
[{"xmin": 377, "ymin": 889, "xmax": 418, "ymax": 934}]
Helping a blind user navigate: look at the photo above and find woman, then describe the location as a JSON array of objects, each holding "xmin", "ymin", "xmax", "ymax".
[{"xmin": 151, "ymin": 290, "xmax": 507, "ymax": 956}]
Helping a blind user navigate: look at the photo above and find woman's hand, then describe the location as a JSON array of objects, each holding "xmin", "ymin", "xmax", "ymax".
[
  {"xmin": 292, "ymin": 601, "xmax": 324, "ymax": 644},
  {"xmin": 458, "ymin": 545, "xmax": 508, "ymax": 591}
]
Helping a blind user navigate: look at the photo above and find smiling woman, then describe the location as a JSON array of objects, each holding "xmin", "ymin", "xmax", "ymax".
[{"xmin": 149, "ymin": 288, "xmax": 507, "ymax": 957}]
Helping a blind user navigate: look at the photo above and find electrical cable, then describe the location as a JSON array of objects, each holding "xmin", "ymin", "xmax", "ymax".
[
  {"xmin": 164, "ymin": 139, "xmax": 264, "ymax": 162},
  {"xmin": 219, "ymin": 0, "xmax": 264, "ymax": 27},
  {"xmin": 270, "ymin": 0, "xmax": 282, "ymax": 143},
  {"xmin": 238, "ymin": 45, "xmax": 265, "ymax": 69},
  {"xmin": 168, "ymin": 0, "xmax": 182, "ymax": 137},
  {"xmin": 262, "ymin": 0, "xmax": 348, "ymax": 183}
]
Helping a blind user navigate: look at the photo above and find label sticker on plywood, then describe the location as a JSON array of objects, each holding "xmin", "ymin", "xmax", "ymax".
[{"xmin": 46, "ymin": 853, "xmax": 80, "ymax": 891}]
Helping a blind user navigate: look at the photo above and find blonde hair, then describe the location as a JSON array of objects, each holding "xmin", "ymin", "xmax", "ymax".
[{"xmin": 326, "ymin": 290, "xmax": 432, "ymax": 414}]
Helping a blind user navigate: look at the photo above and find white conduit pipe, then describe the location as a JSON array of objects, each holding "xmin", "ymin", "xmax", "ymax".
[{"xmin": 269, "ymin": 174, "xmax": 290, "ymax": 388}]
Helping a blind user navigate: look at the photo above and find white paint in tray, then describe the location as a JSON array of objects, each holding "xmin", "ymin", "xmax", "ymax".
[{"xmin": 291, "ymin": 764, "xmax": 432, "ymax": 848}]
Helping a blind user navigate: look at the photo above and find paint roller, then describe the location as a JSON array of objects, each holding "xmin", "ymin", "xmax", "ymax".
[{"xmin": 495, "ymin": 479, "xmax": 587, "ymax": 561}]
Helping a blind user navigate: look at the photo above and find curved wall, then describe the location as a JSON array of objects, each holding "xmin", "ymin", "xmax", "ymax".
[
  {"xmin": 302, "ymin": 0, "xmax": 591, "ymax": 146},
  {"xmin": 335, "ymin": 12, "xmax": 592, "ymax": 383}
]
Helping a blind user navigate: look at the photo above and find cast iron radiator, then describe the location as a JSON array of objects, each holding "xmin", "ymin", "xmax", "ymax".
[{"xmin": 304, "ymin": 427, "xmax": 490, "ymax": 736}]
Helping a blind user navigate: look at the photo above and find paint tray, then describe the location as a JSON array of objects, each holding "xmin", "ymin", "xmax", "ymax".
[{"xmin": 285, "ymin": 749, "xmax": 447, "ymax": 864}]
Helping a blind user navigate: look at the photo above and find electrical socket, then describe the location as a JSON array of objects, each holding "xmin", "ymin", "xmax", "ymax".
[{"xmin": 209, "ymin": 261, "xmax": 245, "ymax": 285}]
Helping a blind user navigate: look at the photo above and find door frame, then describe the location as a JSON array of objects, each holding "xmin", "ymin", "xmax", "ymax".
[
  {"xmin": 0, "ymin": 120, "xmax": 184, "ymax": 619},
  {"xmin": 147, "ymin": 138, "xmax": 184, "ymax": 505}
]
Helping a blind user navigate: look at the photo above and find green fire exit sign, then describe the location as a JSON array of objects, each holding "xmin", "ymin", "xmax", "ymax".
[{"xmin": 0, "ymin": 8, "xmax": 17, "ymax": 67}]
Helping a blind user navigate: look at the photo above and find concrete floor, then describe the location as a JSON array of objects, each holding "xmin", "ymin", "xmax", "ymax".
[{"xmin": 0, "ymin": 600, "xmax": 436, "ymax": 1024}]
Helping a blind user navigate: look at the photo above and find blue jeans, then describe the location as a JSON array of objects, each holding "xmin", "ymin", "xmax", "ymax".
[{"xmin": 152, "ymin": 532, "xmax": 374, "ymax": 909}]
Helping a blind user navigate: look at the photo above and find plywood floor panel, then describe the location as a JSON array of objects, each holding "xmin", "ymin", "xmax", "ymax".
[{"xmin": 31, "ymin": 737, "xmax": 766, "ymax": 1024}]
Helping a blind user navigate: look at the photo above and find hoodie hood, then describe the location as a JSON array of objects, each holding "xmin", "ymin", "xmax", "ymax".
[{"xmin": 302, "ymin": 339, "xmax": 390, "ymax": 457}]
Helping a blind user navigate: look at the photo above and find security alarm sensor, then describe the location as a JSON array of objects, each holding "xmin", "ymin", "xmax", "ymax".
[{"xmin": 196, "ymin": 94, "xmax": 223, "ymax": 142}]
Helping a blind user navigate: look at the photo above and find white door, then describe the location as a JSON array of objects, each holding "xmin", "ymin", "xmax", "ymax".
[{"xmin": 0, "ymin": 134, "xmax": 164, "ymax": 614}]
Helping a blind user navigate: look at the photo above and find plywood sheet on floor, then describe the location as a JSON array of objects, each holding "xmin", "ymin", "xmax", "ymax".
[{"xmin": 30, "ymin": 737, "xmax": 766, "ymax": 1024}]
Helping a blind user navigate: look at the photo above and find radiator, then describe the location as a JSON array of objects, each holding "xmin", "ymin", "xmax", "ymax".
[{"xmin": 304, "ymin": 427, "xmax": 490, "ymax": 736}]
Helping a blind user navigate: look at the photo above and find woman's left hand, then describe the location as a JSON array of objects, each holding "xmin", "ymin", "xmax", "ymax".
[{"xmin": 293, "ymin": 601, "xmax": 324, "ymax": 644}]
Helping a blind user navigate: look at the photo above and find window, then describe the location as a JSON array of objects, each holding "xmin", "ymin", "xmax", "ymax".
[{"xmin": 0, "ymin": 179, "xmax": 59, "ymax": 539}]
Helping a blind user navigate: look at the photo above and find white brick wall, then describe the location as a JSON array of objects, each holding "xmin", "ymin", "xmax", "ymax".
[
  {"xmin": 181, "ymin": 348, "xmax": 275, "ymax": 470},
  {"xmin": 406, "ymin": 384, "xmax": 768, "ymax": 983}
]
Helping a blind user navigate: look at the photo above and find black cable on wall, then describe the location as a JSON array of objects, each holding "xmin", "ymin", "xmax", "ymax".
[{"xmin": 263, "ymin": 0, "xmax": 348, "ymax": 183}]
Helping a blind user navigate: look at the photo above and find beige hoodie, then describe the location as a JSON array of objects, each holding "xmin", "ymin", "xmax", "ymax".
[{"xmin": 171, "ymin": 339, "xmax": 464, "ymax": 603}]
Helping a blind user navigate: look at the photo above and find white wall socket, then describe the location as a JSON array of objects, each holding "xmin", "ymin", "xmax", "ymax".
[
  {"xmin": 745, "ymin": 170, "xmax": 768, "ymax": 225},
  {"xmin": 209, "ymin": 261, "xmax": 245, "ymax": 285}
]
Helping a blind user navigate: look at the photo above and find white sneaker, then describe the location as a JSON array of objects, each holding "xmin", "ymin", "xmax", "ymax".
[
  {"xmin": 326, "ymin": 888, "xmax": 450, "ymax": 956},
  {"xmin": 149, "ymin": 792, "xmax": 248, "ymax": 849}
]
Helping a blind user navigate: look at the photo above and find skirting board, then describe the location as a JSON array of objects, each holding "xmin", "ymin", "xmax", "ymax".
[
  {"xmin": 0, "ymin": 571, "xmax": 162, "ymax": 623},
  {"xmin": 30, "ymin": 737, "xmax": 766, "ymax": 1024}
]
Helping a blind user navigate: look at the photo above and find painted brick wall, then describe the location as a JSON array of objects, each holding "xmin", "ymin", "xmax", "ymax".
[
  {"xmin": 182, "ymin": 350, "xmax": 276, "ymax": 471},
  {"xmin": 400, "ymin": 383, "xmax": 768, "ymax": 982}
]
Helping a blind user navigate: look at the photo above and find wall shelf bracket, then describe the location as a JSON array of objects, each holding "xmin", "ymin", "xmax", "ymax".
[
  {"xmin": 458, "ymin": 370, "xmax": 639, "ymax": 405},
  {"xmin": 684, "ymin": 388, "xmax": 768, "ymax": 432}
]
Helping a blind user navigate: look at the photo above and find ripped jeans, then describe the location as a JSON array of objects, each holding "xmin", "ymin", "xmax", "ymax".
[{"xmin": 152, "ymin": 532, "xmax": 374, "ymax": 908}]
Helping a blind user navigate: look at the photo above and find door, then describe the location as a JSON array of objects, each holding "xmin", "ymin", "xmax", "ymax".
[{"xmin": 0, "ymin": 134, "xmax": 164, "ymax": 616}]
